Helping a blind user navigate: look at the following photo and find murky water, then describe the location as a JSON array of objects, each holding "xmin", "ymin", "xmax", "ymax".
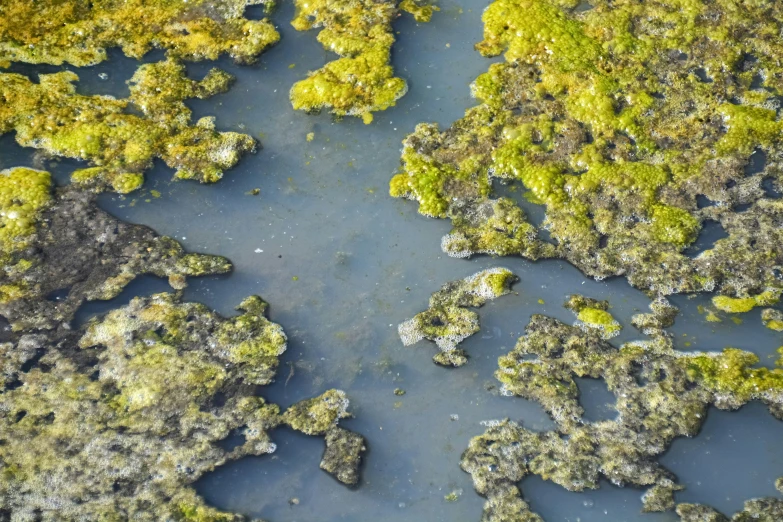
[{"xmin": 2, "ymin": 0, "xmax": 783, "ymax": 520}]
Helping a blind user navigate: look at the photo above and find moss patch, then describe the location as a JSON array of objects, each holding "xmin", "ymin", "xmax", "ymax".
[
  {"xmin": 390, "ymin": 0, "xmax": 783, "ymax": 300},
  {"xmin": 0, "ymin": 60, "xmax": 256, "ymax": 193},
  {"xmin": 290, "ymin": 0, "xmax": 433, "ymax": 122}
]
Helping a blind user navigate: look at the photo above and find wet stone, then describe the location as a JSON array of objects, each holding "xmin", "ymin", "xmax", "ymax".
[{"xmin": 0, "ymin": 173, "xmax": 231, "ymax": 332}]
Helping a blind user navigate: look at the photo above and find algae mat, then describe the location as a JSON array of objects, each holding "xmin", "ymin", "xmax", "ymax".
[{"xmin": 1, "ymin": 1, "xmax": 783, "ymax": 521}]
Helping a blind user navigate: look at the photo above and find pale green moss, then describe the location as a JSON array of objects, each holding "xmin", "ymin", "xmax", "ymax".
[
  {"xmin": 0, "ymin": 168, "xmax": 51, "ymax": 255},
  {"xmin": 282, "ymin": 389, "xmax": 351, "ymax": 435},
  {"xmin": 762, "ymin": 309, "xmax": 783, "ymax": 332},
  {"xmin": 712, "ymin": 289, "xmax": 781, "ymax": 314}
]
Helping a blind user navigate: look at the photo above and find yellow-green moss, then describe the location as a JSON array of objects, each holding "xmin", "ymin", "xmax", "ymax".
[
  {"xmin": 399, "ymin": 268, "xmax": 517, "ymax": 365},
  {"xmin": 391, "ymin": 0, "xmax": 783, "ymax": 298},
  {"xmin": 0, "ymin": 0, "xmax": 280, "ymax": 66},
  {"xmin": 0, "ymin": 60, "xmax": 256, "ymax": 193},
  {"xmin": 464, "ymin": 310, "xmax": 783, "ymax": 522},
  {"xmin": 712, "ymin": 289, "xmax": 781, "ymax": 314},
  {"xmin": 0, "ymin": 168, "xmax": 51, "ymax": 254},
  {"xmin": 290, "ymin": 0, "xmax": 432, "ymax": 121},
  {"xmin": 761, "ymin": 309, "xmax": 783, "ymax": 332}
]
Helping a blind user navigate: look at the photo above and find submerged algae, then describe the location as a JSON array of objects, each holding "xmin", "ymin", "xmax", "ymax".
[
  {"xmin": 289, "ymin": 0, "xmax": 434, "ymax": 123},
  {"xmin": 0, "ymin": 0, "xmax": 279, "ymax": 67},
  {"xmin": 0, "ymin": 169, "xmax": 231, "ymax": 332},
  {"xmin": 390, "ymin": 0, "xmax": 783, "ymax": 300},
  {"xmin": 461, "ymin": 299, "xmax": 783, "ymax": 521},
  {"xmin": 0, "ymin": 292, "xmax": 364, "ymax": 520},
  {"xmin": 398, "ymin": 267, "xmax": 517, "ymax": 367},
  {"xmin": 0, "ymin": 59, "xmax": 256, "ymax": 193}
]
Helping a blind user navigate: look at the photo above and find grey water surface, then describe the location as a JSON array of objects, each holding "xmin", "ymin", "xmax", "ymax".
[{"xmin": 2, "ymin": 0, "xmax": 783, "ymax": 520}]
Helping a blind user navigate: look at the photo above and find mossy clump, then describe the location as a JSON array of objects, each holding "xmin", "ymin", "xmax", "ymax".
[
  {"xmin": 289, "ymin": 0, "xmax": 433, "ymax": 122},
  {"xmin": 712, "ymin": 289, "xmax": 781, "ymax": 314},
  {"xmin": 0, "ymin": 180, "xmax": 231, "ymax": 331},
  {"xmin": 0, "ymin": 0, "xmax": 279, "ymax": 67},
  {"xmin": 0, "ymin": 168, "xmax": 51, "ymax": 259},
  {"xmin": 398, "ymin": 268, "xmax": 517, "ymax": 366},
  {"xmin": 762, "ymin": 309, "xmax": 783, "ymax": 332},
  {"xmin": 0, "ymin": 59, "xmax": 256, "ymax": 193},
  {"xmin": 462, "ymin": 309, "xmax": 783, "ymax": 521},
  {"xmin": 390, "ymin": 0, "xmax": 783, "ymax": 300},
  {"xmin": 564, "ymin": 294, "xmax": 621, "ymax": 339},
  {"xmin": 282, "ymin": 389, "xmax": 351, "ymax": 436},
  {"xmin": 0, "ymin": 292, "xmax": 364, "ymax": 518}
]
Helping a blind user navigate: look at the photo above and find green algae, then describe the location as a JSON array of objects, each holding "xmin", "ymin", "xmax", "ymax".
[
  {"xmin": 0, "ymin": 292, "xmax": 364, "ymax": 519},
  {"xmin": 461, "ymin": 298, "xmax": 783, "ymax": 521},
  {"xmin": 0, "ymin": 59, "xmax": 256, "ymax": 193},
  {"xmin": 390, "ymin": 0, "xmax": 783, "ymax": 300},
  {"xmin": 290, "ymin": 0, "xmax": 433, "ymax": 123},
  {"xmin": 677, "ymin": 496, "xmax": 783, "ymax": 522},
  {"xmin": 398, "ymin": 267, "xmax": 517, "ymax": 367},
  {"xmin": 0, "ymin": 0, "xmax": 280, "ymax": 67}
]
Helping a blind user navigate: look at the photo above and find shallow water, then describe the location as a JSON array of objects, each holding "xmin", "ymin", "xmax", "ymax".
[{"xmin": 2, "ymin": 0, "xmax": 783, "ymax": 520}]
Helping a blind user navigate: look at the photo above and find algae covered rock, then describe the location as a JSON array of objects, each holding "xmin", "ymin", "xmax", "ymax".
[
  {"xmin": 0, "ymin": 0, "xmax": 279, "ymax": 67},
  {"xmin": 398, "ymin": 267, "xmax": 517, "ymax": 367},
  {"xmin": 282, "ymin": 390, "xmax": 367, "ymax": 485},
  {"xmin": 390, "ymin": 0, "xmax": 783, "ymax": 301},
  {"xmin": 0, "ymin": 173, "xmax": 231, "ymax": 332},
  {"xmin": 761, "ymin": 308, "xmax": 783, "ymax": 332},
  {"xmin": 320, "ymin": 426, "xmax": 367, "ymax": 486},
  {"xmin": 290, "ymin": 0, "xmax": 434, "ymax": 123},
  {"xmin": 0, "ymin": 59, "xmax": 256, "ymax": 193},
  {"xmin": 462, "ymin": 306, "xmax": 783, "ymax": 521}
]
